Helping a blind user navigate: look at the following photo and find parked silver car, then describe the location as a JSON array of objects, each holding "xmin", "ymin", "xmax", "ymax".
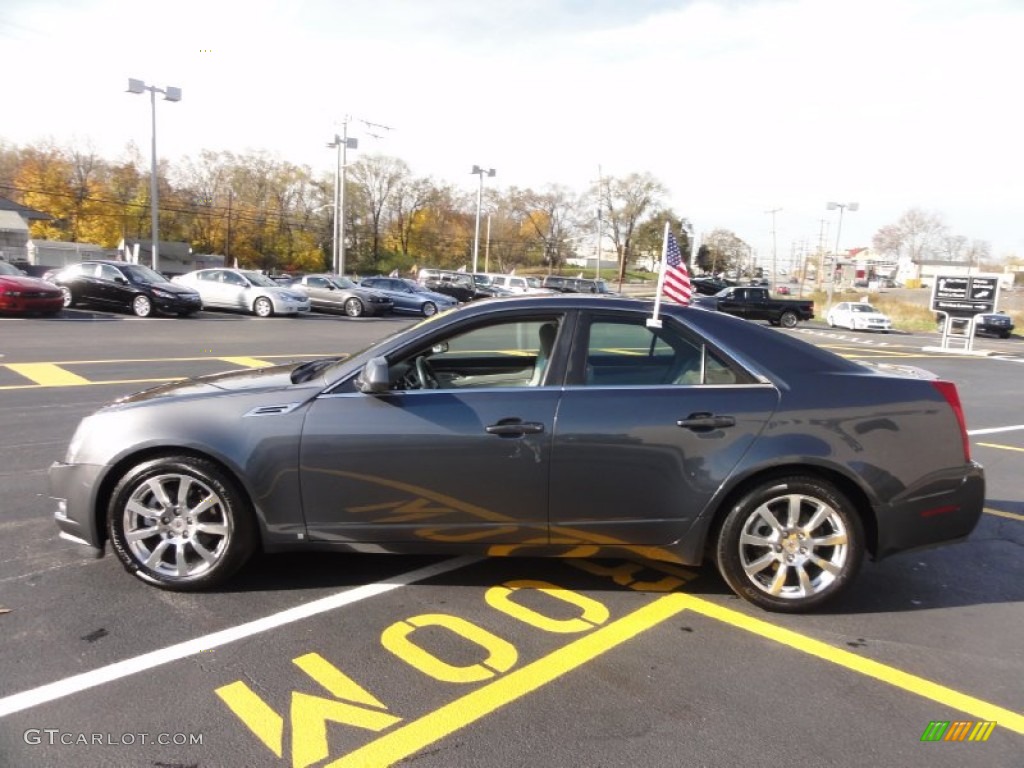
[
  {"xmin": 173, "ymin": 268, "xmax": 310, "ymax": 317},
  {"xmin": 291, "ymin": 274, "xmax": 393, "ymax": 317}
]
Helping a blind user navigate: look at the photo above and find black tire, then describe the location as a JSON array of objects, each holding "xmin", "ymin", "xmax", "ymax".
[
  {"xmin": 253, "ymin": 297, "xmax": 274, "ymax": 317},
  {"xmin": 107, "ymin": 455, "xmax": 256, "ymax": 591},
  {"xmin": 60, "ymin": 286, "xmax": 75, "ymax": 308},
  {"xmin": 421, "ymin": 301, "xmax": 437, "ymax": 317},
  {"xmin": 344, "ymin": 297, "xmax": 364, "ymax": 318},
  {"xmin": 779, "ymin": 311, "xmax": 798, "ymax": 329},
  {"xmin": 715, "ymin": 476, "xmax": 864, "ymax": 613},
  {"xmin": 999, "ymin": 331, "xmax": 1011, "ymax": 339},
  {"xmin": 132, "ymin": 294, "xmax": 153, "ymax": 317}
]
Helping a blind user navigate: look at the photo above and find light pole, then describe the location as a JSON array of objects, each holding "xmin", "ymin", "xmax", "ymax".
[
  {"xmin": 765, "ymin": 207, "xmax": 781, "ymax": 288},
  {"xmin": 328, "ymin": 125, "xmax": 358, "ymax": 275},
  {"xmin": 471, "ymin": 165, "xmax": 495, "ymax": 274},
  {"xmin": 127, "ymin": 78, "xmax": 181, "ymax": 271},
  {"xmin": 826, "ymin": 201, "xmax": 859, "ymax": 308}
]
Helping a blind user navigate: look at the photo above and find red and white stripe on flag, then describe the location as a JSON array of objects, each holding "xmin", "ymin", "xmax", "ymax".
[{"xmin": 663, "ymin": 231, "xmax": 692, "ymax": 305}]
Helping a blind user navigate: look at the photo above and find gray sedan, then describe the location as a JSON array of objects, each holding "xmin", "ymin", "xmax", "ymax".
[
  {"xmin": 291, "ymin": 274, "xmax": 394, "ymax": 317},
  {"xmin": 49, "ymin": 295, "xmax": 984, "ymax": 612}
]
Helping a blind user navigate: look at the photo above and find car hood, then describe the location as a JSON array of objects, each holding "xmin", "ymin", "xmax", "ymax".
[
  {"xmin": 0, "ymin": 274, "xmax": 61, "ymax": 292},
  {"xmin": 143, "ymin": 281, "xmax": 200, "ymax": 296},
  {"xmin": 113, "ymin": 360, "xmax": 325, "ymax": 405}
]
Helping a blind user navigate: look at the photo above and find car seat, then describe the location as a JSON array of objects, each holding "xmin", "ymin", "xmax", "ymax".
[{"xmin": 530, "ymin": 322, "xmax": 557, "ymax": 386}]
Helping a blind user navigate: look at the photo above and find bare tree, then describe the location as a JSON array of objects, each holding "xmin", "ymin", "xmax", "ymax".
[
  {"xmin": 591, "ymin": 172, "xmax": 666, "ymax": 283},
  {"xmin": 348, "ymin": 154, "xmax": 409, "ymax": 270},
  {"xmin": 872, "ymin": 208, "xmax": 947, "ymax": 265}
]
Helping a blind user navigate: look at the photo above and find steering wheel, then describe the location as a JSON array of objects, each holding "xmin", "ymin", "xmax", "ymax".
[{"xmin": 415, "ymin": 355, "xmax": 439, "ymax": 389}]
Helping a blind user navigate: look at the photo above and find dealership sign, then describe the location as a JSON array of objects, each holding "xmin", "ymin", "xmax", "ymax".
[{"xmin": 931, "ymin": 275, "xmax": 1000, "ymax": 316}]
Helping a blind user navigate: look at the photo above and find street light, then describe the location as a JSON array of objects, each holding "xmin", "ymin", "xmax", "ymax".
[
  {"xmin": 327, "ymin": 127, "xmax": 358, "ymax": 276},
  {"xmin": 825, "ymin": 201, "xmax": 859, "ymax": 309},
  {"xmin": 127, "ymin": 78, "xmax": 181, "ymax": 271},
  {"xmin": 471, "ymin": 165, "xmax": 495, "ymax": 274}
]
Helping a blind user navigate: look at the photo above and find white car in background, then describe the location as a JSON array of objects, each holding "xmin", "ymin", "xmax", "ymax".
[
  {"xmin": 174, "ymin": 268, "xmax": 311, "ymax": 317},
  {"xmin": 826, "ymin": 301, "xmax": 892, "ymax": 332},
  {"xmin": 478, "ymin": 273, "xmax": 557, "ymax": 295}
]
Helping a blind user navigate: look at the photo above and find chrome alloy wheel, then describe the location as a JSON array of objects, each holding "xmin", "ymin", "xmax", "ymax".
[
  {"xmin": 122, "ymin": 472, "xmax": 232, "ymax": 580},
  {"xmin": 737, "ymin": 493, "xmax": 849, "ymax": 600}
]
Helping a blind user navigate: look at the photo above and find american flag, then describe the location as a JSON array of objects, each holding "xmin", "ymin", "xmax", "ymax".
[{"xmin": 662, "ymin": 231, "xmax": 692, "ymax": 305}]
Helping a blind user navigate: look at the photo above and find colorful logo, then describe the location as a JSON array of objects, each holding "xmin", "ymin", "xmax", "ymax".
[{"xmin": 921, "ymin": 720, "xmax": 996, "ymax": 742}]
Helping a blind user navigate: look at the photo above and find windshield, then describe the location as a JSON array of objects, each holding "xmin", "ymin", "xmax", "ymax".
[
  {"xmin": 331, "ymin": 276, "xmax": 357, "ymax": 289},
  {"xmin": 0, "ymin": 261, "xmax": 24, "ymax": 276},
  {"xmin": 243, "ymin": 271, "xmax": 279, "ymax": 288},
  {"xmin": 526, "ymin": 277, "xmax": 543, "ymax": 288},
  {"xmin": 851, "ymin": 304, "xmax": 875, "ymax": 313},
  {"xmin": 122, "ymin": 264, "xmax": 170, "ymax": 284}
]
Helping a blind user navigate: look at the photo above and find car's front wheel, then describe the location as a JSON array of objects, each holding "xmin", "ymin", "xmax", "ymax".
[
  {"xmin": 107, "ymin": 455, "xmax": 256, "ymax": 591},
  {"xmin": 715, "ymin": 476, "xmax": 864, "ymax": 612},
  {"xmin": 132, "ymin": 295, "xmax": 153, "ymax": 317},
  {"xmin": 60, "ymin": 286, "xmax": 75, "ymax": 308},
  {"xmin": 253, "ymin": 297, "xmax": 274, "ymax": 317},
  {"xmin": 421, "ymin": 301, "xmax": 437, "ymax": 317},
  {"xmin": 344, "ymin": 297, "xmax": 364, "ymax": 317}
]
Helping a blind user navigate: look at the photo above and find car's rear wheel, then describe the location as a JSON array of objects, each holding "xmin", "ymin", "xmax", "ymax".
[
  {"xmin": 253, "ymin": 297, "xmax": 274, "ymax": 317},
  {"xmin": 715, "ymin": 476, "xmax": 864, "ymax": 612},
  {"xmin": 779, "ymin": 311, "xmax": 798, "ymax": 328},
  {"xmin": 421, "ymin": 301, "xmax": 437, "ymax": 317},
  {"xmin": 999, "ymin": 331, "xmax": 1011, "ymax": 339},
  {"xmin": 60, "ymin": 286, "xmax": 75, "ymax": 308},
  {"xmin": 108, "ymin": 455, "xmax": 255, "ymax": 591},
  {"xmin": 132, "ymin": 295, "xmax": 153, "ymax": 317},
  {"xmin": 344, "ymin": 297, "xmax": 364, "ymax": 317}
]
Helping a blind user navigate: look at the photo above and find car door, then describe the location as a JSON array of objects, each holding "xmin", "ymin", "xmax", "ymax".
[
  {"xmin": 298, "ymin": 313, "xmax": 566, "ymax": 546},
  {"xmin": 97, "ymin": 263, "xmax": 132, "ymax": 309},
  {"xmin": 548, "ymin": 311, "xmax": 778, "ymax": 550},
  {"xmin": 302, "ymin": 276, "xmax": 333, "ymax": 310}
]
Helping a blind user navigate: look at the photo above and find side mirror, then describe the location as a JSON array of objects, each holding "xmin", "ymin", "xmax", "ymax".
[{"xmin": 357, "ymin": 356, "xmax": 391, "ymax": 394}]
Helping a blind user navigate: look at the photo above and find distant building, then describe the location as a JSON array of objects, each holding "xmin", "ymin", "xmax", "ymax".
[
  {"xmin": 119, "ymin": 239, "xmax": 224, "ymax": 276},
  {"xmin": 27, "ymin": 239, "xmax": 115, "ymax": 267},
  {"xmin": 0, "ymin": 197, "xmax": 52, "ymax": 263}
]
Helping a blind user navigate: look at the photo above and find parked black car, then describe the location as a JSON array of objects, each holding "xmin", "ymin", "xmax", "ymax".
[
  {"xmin": 51, "ymin": 260, "xmax": 203, "ymax": 317},
  {"xmin": 937, "ymin": 311, "xmax": 1015, "ymax": 339},
  {"xmin": 541, "ymin": 276, "xmax": 615, "ymax": 294}
]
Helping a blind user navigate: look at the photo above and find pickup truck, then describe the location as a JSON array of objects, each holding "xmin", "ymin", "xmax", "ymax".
[{"xmin": 692, "ymin": 286, "xmax": 814, "ymax": 328}]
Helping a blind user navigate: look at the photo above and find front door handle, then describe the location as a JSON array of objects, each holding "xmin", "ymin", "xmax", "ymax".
[
  {"xmin": 486, "ymin": 420, "xmax": 545, "ymax": 437},
  {"xmin": 676, "ymin": 412, "xmax": 736, "ymax": 431}
]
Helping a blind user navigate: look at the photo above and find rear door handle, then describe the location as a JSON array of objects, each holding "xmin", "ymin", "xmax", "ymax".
[
  {"xmin": 676, "ymin": 413, "xmax": 736, "ymax": 431},
  {"xmin": 486, "ymin": 420, "xmax": 545, "ymax": 437}
]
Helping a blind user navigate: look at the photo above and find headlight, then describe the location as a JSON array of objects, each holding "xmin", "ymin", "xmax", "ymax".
[{"xmin": 151, "ymin": 288, "xmax": 173, "ymax": 298}]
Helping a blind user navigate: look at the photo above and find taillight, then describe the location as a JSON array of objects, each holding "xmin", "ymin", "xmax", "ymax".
[{"xmin": 931, "ymin": 380, "xmax": 970, "ymax": 462}]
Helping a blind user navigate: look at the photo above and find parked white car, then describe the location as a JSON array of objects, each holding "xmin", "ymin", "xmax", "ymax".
[
  {"xmin": 173, "ymin": 268, "xmax": 311, "ymax": 317},
  {"xmin": 477, "ymin": 273, "xmax": 557, "ymax": 295},
  {"xmin": 826, "ymin": 301, "xmax": 892, "ymax": 332}
]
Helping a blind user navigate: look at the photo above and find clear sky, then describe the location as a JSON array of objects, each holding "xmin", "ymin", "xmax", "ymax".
[{"xmin": 2, "ymin": 0, "xmax": 1021, "ymax": 264}]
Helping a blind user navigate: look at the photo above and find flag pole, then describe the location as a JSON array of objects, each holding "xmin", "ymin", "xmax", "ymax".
[{"xmin": 647, "ymin": 221, "xmax": 671, "ymax": 329}]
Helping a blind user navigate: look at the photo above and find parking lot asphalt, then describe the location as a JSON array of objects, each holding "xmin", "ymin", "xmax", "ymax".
[{"xmin": 0, "ymin": 309, "xmax": 1022, "ymax": 767}]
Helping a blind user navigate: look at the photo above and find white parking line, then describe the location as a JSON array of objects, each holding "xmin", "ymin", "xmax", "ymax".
[
  {"xmin": 0, "ymin": 556, "xmax": 479, "ymax": 719},
  {"xmin": 968, "ymin": 425, "xmax": 1024, "ymax": 436}
]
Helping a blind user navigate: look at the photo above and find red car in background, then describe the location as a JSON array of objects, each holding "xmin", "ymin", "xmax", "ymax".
[{"xmin": 0, "ymin": 261, "xmax": 64, "ymax": 315}]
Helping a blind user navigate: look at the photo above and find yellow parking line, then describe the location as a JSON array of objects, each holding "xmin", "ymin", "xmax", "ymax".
[
  {"xmin": 4, "ymin": 363, "xmax": 91, "ymax": 387},
  {"xmin": 0, "ymin": 377, "xmax": 179, "ymax": 392},
  {"xmin": 679, "ymin": 595, "xmax": 1024, "ymax": 735},
  {"xmin": 325, "ymin": 592, "xmax": 692, "ymax": 767},
  {"xmin": 985, "ymin": 508, "xmax": 1024, "ymax": 522},
  {"xmin": 218, "ymin": 357, "xmax": 274, "ymax": 369},
  {"xmin": 976, "ymin": 442, "xmax": 1024, "ymax": 454}
]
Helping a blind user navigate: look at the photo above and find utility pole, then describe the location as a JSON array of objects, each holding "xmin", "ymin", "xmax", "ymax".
[{"xmin": 765, "ymin": 207, "xmax": 782, "ymax": 291}]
